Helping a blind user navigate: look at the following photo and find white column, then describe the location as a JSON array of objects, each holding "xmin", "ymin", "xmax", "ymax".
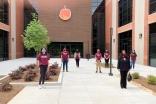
[
  {"xmin": 11, "ymin": 0, "xmax": 16, "ymax": 59},
  {"xmin": 112, "ymin": 0, "xmax": 117, "ymax": 59},
  {"xmin": 135, "ymin": 0, "xmax": 145, "ymax": 65}
]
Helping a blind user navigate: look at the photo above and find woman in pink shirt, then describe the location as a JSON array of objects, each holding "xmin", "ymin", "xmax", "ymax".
[{"xmin": 37, "ymin": 48, "xmax": 50, "ymax": 89}]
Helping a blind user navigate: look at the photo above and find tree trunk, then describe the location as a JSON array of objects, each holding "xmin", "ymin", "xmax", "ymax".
[{"xmin": 36, "ymin": 51, "xmax": 39, "ymax": 70}]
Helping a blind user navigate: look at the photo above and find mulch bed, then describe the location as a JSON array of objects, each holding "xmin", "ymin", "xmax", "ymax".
[
  {"xmin": 116, "ymin": 74, "xmax": 156, "ymax": 95},
  {"xmin": 0, "ymin": 67, "xmax": 61, "ymax": 83},
  {"xmin": 132, "ymin": 76, "xmax": 156, "ymax": 94},
  {"xmin": 0, "ymin": 86, "xmax": 24, "ymax": 104},
  {"xmin": 0, "ymin": 67, "xmax": 61, "ymax": 104}
]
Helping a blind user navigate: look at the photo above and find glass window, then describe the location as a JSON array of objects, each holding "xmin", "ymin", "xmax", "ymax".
[
  {"xmin": 0, "ymin": 0, "xmax": 8, "ymax": 24},
  {"xmin": 150, "ymin": 0, "xmax": 156, "ymax": 14},
  {"xmin": 0, "ymin": 29, "xmax": 8, "ymax": 61},
  {"xmin": 118, "ymin": 0, "xmax": 132, "ymax": 27}
]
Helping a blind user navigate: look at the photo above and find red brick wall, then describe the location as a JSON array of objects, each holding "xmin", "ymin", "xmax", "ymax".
[
  {"xmin": 16, "ymin": 0, "xmax": 24, "ymax": 58},
  {"xmin": 105, "ymin": 0, "xmax": 112, "ymax": 52},
  {"xmin": 38, "ymin": 0, "xmax": 92, "ymax": 57},
  {"xmin": 144, "ymin": 0, "xmax": 149, "ymax": 65}
]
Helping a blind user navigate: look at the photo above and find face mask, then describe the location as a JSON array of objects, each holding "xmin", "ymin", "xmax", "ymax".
[{"xmin": 42, "ymin": 50, "xmax": 46, "ymax": 53}]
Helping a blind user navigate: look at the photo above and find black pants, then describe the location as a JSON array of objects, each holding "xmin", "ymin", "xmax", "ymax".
[
  {"xmin": 120, "ymin": 71, "xmax": 128, "ymax": 88},
  {"xmin": 76, "ymin": 59, "xmax": 79, "ymax": 67},
  {"xmin": 39, "ymin": 65, "xmax": 48, "ymax": 85},
  {"xmin": 105, "ymin": 59, "xmax": 109, "ymax": 67}
]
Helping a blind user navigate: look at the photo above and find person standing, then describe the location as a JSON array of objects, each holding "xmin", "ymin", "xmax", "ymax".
[
  {"xmin": 95, "ymin": 49, "xmax": 102, "ymax": 73},
  {"xmin": 117, "ymin": 50, "xmax": 130, "ymax": 89},
  {"xmin": 104, "ymin": 50, "xmax": 110, "ymax": 67},
  {"xmin": 37, "ymin": 48, "xmax": 50, "ymax": 89},
  {"xmin": 130, "ymin": 50, "xmax": 137, "ymax": 70},
  {"xmin": 61, "ymin": 47, "xmax": 69, "ymax": 72},
  {"xmin": 74, "ymin": 50, "xmax": 80, "ymax": 67}
]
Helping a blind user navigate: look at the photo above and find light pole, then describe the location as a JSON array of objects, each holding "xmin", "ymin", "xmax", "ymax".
[{"xmin": 109, "ymin": 28, "xmax": 113, "ymax": 76}]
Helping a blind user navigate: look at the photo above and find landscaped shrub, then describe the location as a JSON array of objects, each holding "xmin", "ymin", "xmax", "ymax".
[
  {"xmin": 25, "ymin": 65, "xmax": 31, "ymax": 70},
  {"xmin": 0, "ymin": 81, "xmax": 13, "ymax": 91},
  {"xmin": 19, "ymin": 66, "xmax": 27, "ymax": 72},
  {"xmin": 8, "ymin": 69, "xmax": 23, "ymax": 80},
  {"xmin": 49, "ymin": 68, "xmax": 57, "ymax": 76},
  {"xmin": 50, "ymin": 62, "xmax": 58, "ymax": 69},
  {"xmin": 45, "ymin": 72, "xmax": 51, "ymax": 80},
  {"xmin": 147, "ymin": 75, "xmax": 156, "ymax": 85},
  {"xmin": 24, "ymin": 70, "xmax": 37, "ymax": 81},
  {"xmin": 28, "ymin": 63, "xmax": 36, "ymax": 69},
  {"xmin": 131, "ymin": 72, "xmax": 140, "ymax": 79}
]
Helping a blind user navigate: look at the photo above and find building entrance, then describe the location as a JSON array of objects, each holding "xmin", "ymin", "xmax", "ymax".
[
  {"xmin": 48, "ymin": 42, "xmax": 83, "ymax": 58},
  {"xmin": 118, "ymin": 30, "xmax": 132, "ymax": 57}
]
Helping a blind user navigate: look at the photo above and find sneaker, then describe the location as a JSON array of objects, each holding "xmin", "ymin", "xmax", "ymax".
[
  {"xmin": 42, "ymin": 84, "xmax": 46, "ymax": 89},
  {"xmin": 63, "ymin": 70, "xmax": 65, "ymax": 72},
  {"xmin": 96, "ymin": 71, "xmax": 97, "ymax": 73},
  {"xmin": 38, "ymin": 85, "xmax": 42, "ymax": 89},
  {"xmin": 66, "ymin": 70, "xmax": 69, "ymax": 72},
  {"xmin": 100, "ymin": 71, "xmax": 102, "ymax": 73}
]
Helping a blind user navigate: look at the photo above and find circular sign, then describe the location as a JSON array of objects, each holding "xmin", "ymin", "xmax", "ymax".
[{"xmin": 59, "ymin": 5, "xmax": 71, "ymax": 21}]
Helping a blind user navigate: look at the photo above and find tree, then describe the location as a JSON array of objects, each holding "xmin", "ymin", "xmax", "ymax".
[{"xmin": 21, "ymin": 13, "xmax": 50, "ymax": 54}]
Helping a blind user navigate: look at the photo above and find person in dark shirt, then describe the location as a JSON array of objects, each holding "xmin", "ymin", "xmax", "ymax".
[
  {"xmin": 61, "ymin": 47, "xmax": 69, "ymax": 72},
  {"xmin": 117, "ymin": 50, "xmax": 130, "ymax": 89},
  {"xmin": 130, "ymin": 50, "xmax": 137, "ymax": 70},
  {"xmin": 37, "ymin": 47, "xmax": 50, "ymax": 89}
]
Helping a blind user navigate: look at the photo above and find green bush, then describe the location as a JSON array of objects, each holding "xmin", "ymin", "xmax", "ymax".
[
  {"xmin": 131, "ymin": 72, "xmax": 139, "ymax": 79},
  {"xmin": 147, "ymin": 75, "xmax": 156, "ymax": 85}
]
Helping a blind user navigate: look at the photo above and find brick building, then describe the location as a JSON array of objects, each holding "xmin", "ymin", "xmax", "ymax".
[
  {"xmin": 105, "ymin": 0, "xmax": 156, "ymax": 67},
  {"xmin": 0, "ymin": 0, "xmax": 156, "ymax": 67}
]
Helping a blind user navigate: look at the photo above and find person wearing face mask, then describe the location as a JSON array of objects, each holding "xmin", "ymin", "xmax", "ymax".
[
  {"xmin": 37, "ymin": 48, "xmax": 50, "ymax": 89},
  {"xmin": 117, "ymin": 50, "xmax": 130, "ymax": 89},
  {"xmin": 130, "ymin": 50, "xmax": 137, "ymax": 70},
  {"xmin": 95, "ymin": 49, "xmax": 102, "ymax": 73},
  {"xmin": 74, "ymin": 49, "xmax": 80, "ymax": 67},
  {"xmin": 104, "ymin": 50, "xmax": 110, "ymax": 67},
  {"xmin": 61, "ymin": 47, "xmax": 69, "ymax": 72}
]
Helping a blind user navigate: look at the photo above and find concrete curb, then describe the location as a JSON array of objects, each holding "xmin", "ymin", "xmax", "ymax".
[{"xmin": 0, "ymin": 71, "xmax": 63, "ymax": 86}]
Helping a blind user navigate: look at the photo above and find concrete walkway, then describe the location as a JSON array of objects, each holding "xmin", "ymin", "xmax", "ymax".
[{"xmin": 0, "ymin": 58, "xmax": 156, "ymax": 104}]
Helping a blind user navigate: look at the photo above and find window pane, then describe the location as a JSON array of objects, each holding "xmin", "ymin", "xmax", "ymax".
[{"xmin": 150, "ymin": 2, "xmax": 156, "ymax": 14}]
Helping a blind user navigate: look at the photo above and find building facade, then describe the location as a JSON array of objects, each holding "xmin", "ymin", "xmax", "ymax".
[
  {"xmin": 0, "ymin": 0, "xmax": 156, "ymax": 67},
  {"xmin": 105, "ymin": 0, "xmax": 156, "ymax": 67}
]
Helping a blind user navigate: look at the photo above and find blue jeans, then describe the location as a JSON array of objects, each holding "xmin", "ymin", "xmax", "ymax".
[
  {"xmin": 130, "ymin": 60, "xmax": 136, "ymax": 69},
  {"xmin": 63, "ymin": 60, "xmax": 68, "ymax": 71}
]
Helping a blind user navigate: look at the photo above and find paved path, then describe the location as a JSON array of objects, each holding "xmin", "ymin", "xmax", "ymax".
[{"xmin": 1, "ymin": 58, "xmax": 156, "ymax": 104}]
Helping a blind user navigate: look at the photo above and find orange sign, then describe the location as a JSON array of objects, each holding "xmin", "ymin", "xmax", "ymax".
[{"xmin": 59, "ymin": 5, "xmax": 71, "ymax": 21}]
